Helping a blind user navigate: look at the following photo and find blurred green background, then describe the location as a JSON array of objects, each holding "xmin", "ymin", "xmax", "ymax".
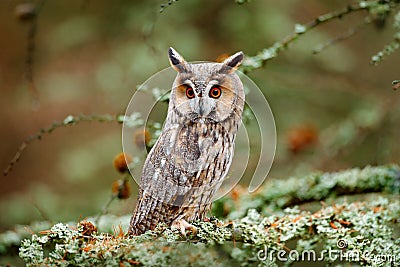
[{"xmin": 0, "ymin": 0, "xmax": 399, "ymax": 233}]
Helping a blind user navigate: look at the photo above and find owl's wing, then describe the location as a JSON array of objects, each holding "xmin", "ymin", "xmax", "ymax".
[{"xmin": 128, "ymin": 126, "xmax": 183, "ymax": 235}]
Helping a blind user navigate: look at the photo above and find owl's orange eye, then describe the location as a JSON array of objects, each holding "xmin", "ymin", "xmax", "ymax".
[
  {"xmin": 185, "ymin": 86, "xmax": 195, "ymax": 99},
  {"xmin": 209, "ymin": 86, "xmax": 222, "ymax": 99}
]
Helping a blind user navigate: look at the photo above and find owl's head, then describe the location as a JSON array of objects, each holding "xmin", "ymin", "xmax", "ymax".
[{"xmin": 168, "ymin": 47, "xmax": 245, "ymax": 124}]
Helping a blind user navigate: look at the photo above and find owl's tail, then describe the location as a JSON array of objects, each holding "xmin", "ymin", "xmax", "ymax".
[{"xmin": 128, "ymin": 189, "xmax": 179, "ymax": 236}]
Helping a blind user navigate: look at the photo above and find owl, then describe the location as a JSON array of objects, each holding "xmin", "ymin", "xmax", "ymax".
[{"xmin": 128, "ymin": 47, "xmax": 244, "ymax": 236}]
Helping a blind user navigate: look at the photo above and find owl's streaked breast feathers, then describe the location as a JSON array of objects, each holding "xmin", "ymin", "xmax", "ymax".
[{"xmin": 128, "ymin": 48, "xmax": 244, "ymax": 236}]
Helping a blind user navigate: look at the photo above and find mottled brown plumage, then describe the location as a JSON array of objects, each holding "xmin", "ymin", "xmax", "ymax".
[{"xmin": 128, "ymin": 48, "xmax": 244, "ymax": 236}]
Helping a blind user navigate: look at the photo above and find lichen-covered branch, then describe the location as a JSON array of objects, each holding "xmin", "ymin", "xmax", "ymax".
[
  {"xmin": 159, "ymin": 0, "xmax": 179, "ymax": 13},
  {"xmin": 213, "ymin": 165, "xmax": 400, "ymax": 219},
  {"xmin": 1, "ymin": 165, "xmax": 398, "ymax": 259},
  {"xmin": 241, "ymin": 0, "xmax": 400, "ymax": 72},
  {"xmin": 19, "ymin": 198, "xmax": 399, "ymax": 266},
  {"xmin": 371, "ymin": 35, "xmax": 400, "ymax": 64},
  {"xmin": 14, "ymin": 165, "xmax": 400, "ymax": 266},
  {"xmin": 371, "ymin": 9, "xmax": 400, "ymax": 64}
]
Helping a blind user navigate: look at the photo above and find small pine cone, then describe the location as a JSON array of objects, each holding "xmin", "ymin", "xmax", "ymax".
[
  {"xmin": 112, "ymin": 179, "xmax": 131, "ymax": 199},
  {"xmin": 287, "ymin": 124, "xmax": 318, "ymax": 154},
  {"xmin": 113, "ymin": 153, "xmax": 133, "ymax": 173}
]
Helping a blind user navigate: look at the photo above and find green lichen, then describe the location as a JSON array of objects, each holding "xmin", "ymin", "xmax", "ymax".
[
  {"xmin": 19, "ymin": 197, "xmax": 400, "ymax": 266},
  {"xmin": 371, "ymin": 6, "xmax": 400, "ymax": 64},
  {"xmin": 16, "ymin": 165, "xmax": 400, "ymax": 266},
  {"xmin": 213, "ymin": 165, "xmax": 400, "ymax": 220}
]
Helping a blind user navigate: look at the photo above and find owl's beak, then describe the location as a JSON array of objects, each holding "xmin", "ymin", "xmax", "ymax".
[
  {"xmin": 189, "ymin": 91, "xmax": 212, "ymax": 119},
  {"xmin": 198, "ymin": 98, "xmax": 206, "ymax": 116}
]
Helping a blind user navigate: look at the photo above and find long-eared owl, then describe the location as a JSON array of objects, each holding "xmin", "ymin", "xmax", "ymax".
[{"xmin": 128, "ymin": 48, "xmax": 244, "ymax": 235}]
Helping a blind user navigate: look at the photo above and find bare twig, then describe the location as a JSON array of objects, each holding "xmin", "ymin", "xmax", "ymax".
[
  {"xmin": 16, "ymin": 0, "xmax": 47, "ymax": 107},
  {"xmin": 95, "ymin": 195, "xmax": 117, "ymax": 226},
  {"xmin": 3, "ymin": 114, "xmax": 121, "ymax": 176}
]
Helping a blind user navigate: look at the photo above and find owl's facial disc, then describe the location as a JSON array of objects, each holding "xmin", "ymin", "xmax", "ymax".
[
  {"xmin": 180, "ymin": 79, "xmax": 219, "ymax": 120},
  {"xmin": 170, "ymin": 56, "xmax": 245, "ymax": 124}
]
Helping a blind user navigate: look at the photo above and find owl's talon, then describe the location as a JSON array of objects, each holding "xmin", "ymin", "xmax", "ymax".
[{"xmin": 171, "ymin": 219, "xmax": 197, "ymax": 237}]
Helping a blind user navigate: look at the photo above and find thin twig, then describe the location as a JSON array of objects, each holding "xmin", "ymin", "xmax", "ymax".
[
  {"xmin": 31, "ymin": 198, "xmax": 53, "ymax": 223},
  {"xmin": 313, "ymin": 17, "xmax": 372, "ymax": 54},
  {"xmin": 24, "ymin": 0, "xmax": 47, "ymax": 107},
  {"xmin": 95, "ymin": 195, "xmax": 117, "ymax": 226},
  {"xmin": 3, "ymin": 114, "xmax": 120, "ymax": 176}
]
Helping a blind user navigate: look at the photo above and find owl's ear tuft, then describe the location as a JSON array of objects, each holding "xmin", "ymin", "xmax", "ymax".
[
  {"xmin": 220, "ymin": 51, "xmax": 244, "ymax": 73},
  {"xmin": 168, "ymin": 47, "xmax": 189, "ymax": 73}
]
